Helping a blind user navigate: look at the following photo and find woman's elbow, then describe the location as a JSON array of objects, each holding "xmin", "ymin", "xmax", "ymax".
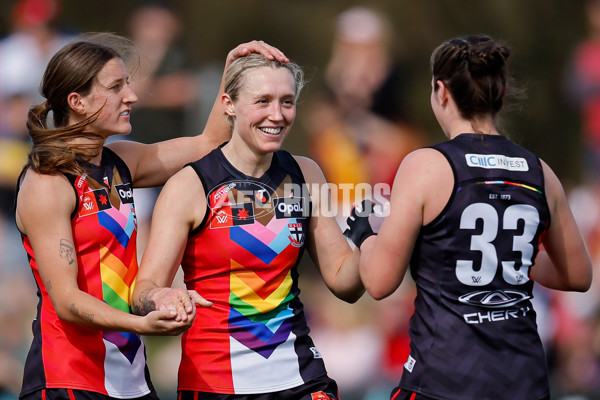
[
  {"xmin": 364, "ymin": 282, "xmax": 394, "ymax": 301},
  {"xmin": 571, "ymin": 270, "xmax": 593, "ymax": 292},
  {"xmin": 334, "ymin": 287, "xmax": 366, "ymax": 304},
  {"xmin": 53, "ymin": 301, "xmax": 79, "ymax": 323}
]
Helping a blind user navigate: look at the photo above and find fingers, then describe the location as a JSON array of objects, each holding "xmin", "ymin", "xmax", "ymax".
[
  {"xmin": 152, "ymin": 288, "xmax": 193, "ymax": 322},
  {"xmin": 148, "ymin": 310, "xmax": 194, "ymax": 336},
  {"xmin": 188, "ymin": 290, "xmax": 213, "ymax": 308},
  {"xmin": 229, "ymin": 40, "xmax": 289, "ymax": 64}
]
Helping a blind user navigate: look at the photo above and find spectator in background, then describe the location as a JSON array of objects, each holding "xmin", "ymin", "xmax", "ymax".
[
  {"xmin": 302, "ymin": 6, "xmax": 425, "ymax": 221},
  {"xmin": 127, "ymin": 2, "xmax": 198, "ymax": 144},
  {"xmin": 0, "ymin": 0, "xmax": 71, "ymax": 258},
  {"xmin": 558, "ymin": 0, "xmax": 600, "ymax": 397},
  {"xmin": 300, "ymin": 8, "xmax": 423, "ymax": 399},
  {"xmin": 565, "ymin": 0, "xmax": 600, "ymax": 184},
  {"xmin": 0, "ymin": 0, "xmax": 73, "ymax": 104},
  {"xmin": 0, "ymin": 2, "xmax": 71, "ymax": 397},
  {"xmin": 124, "ymin": 2, "xmax": 201, "ymax": 252}
]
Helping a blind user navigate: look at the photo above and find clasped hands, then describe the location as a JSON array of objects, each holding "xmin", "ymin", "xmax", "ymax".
[{"xmin": 140, "ymin": 286, "xmax": 213, "ymax": 335}]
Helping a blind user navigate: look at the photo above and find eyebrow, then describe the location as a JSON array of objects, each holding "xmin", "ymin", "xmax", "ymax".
[{"xmin": 98, "ymin": 75, "xmax": 127, "ymax": 89}]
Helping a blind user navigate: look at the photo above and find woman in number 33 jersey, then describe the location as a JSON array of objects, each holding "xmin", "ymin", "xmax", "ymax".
[{"xmin": 344, "ymin": 35, "xmax": 593, "ymax": 400}]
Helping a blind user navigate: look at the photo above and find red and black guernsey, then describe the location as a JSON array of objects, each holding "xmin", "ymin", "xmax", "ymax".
[
  {"xmin": 400, "ymin": 134, "xmax": 552, "ymax": 400},
  {"xmin": 176, "ymin": 146, "xmax": 330, "ymax": 394},
  {"xmin": 19, "ymin": 148, "xmax": 153, "ymax": 398}
]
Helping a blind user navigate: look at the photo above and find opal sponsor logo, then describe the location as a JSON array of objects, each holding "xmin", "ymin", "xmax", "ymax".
[
  {"xmin": 274, "ymin": 196, "xmax": 308, "ymax": 219},
  {"xmin": 115, "ymin": 183, "xmax": 133, "ymax": 204}
]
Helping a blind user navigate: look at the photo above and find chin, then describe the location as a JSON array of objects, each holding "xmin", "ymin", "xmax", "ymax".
[{"xmin": 261, "ymin": 141, "xmax": 284, "ymax": 154}]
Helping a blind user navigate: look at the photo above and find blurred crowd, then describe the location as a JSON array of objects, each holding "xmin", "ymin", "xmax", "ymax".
[{"xmin": 1, "ymin": 1, "xmax": 600, "ymax": 399}]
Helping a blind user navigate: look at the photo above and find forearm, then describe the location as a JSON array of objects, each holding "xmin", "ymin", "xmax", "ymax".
[
  {"xmin": 54, "ymin": 288, "xmax": 144, "ymax": 333},
  {"xmin": 131, "ymin": 278, "xmax": 161, "ymax": 316},
  {"xmin": 201, "ymin": 64, "xmax": 231, "ymax": 146},
  {"xmin": 358, "ymin": 235, "xmax": 406, "ymax": 300},
  {"xmin": 531, "ymin": 251, "xmax": 592, "ymax": 292},
  {"xmin": 329, "ymin": 248, "xmax": 365, "ymax": 303}
]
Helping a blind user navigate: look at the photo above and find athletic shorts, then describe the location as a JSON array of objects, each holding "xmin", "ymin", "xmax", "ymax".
[
  {"xmin": 390, "ymin": 387, "xmax": 438, "ymax": 400},
  {"xmin": 20, "ymin": 389, "xmax": 159, "ymax": 400},
  {"xmin": 178, "ymin": 374, "xmax": 339, "ymax": 400},
  {"xmin": 390, "ymin": 386, "xmax": 551, "ymax": 400}
]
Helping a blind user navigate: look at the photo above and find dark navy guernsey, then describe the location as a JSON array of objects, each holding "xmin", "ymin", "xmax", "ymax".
[{"xmin": 399, "ymin": 134, "xmax": 551, "ymax": 400}]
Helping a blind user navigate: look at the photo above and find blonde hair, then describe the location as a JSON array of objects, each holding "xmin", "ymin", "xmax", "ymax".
[{"xmin": 223, "ymin": 53, "xmax": 305, "ymax": 127}]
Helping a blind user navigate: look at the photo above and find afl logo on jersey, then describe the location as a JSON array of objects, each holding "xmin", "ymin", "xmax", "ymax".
[
  {"xmin": 79, "ymin": 188, "xmax": 111, "ymax": 217},
  {"xmin": 458, "ymin": 289, "xmax": 531, "ymax": 309},
  {"xmin": 207, "ymin": 180, "xmax": 277, "ymax": 219},
  {"xmin": 115, "ymin": 183, "xmax": 134, "ymax": 204}
]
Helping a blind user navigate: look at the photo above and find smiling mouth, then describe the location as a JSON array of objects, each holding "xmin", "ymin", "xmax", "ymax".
[
  {"xmin": 260, "ymin": 127, "xmax": 282, "ymax": 135},
  {"xmin": 119, "ymin": 110, "xmax": 130, "ymax": 116}
]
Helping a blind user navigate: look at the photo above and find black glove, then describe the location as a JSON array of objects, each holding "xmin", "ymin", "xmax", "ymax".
[{"xmin": 343, "ymin": 199, "xmax": 376, "ymax": 249}]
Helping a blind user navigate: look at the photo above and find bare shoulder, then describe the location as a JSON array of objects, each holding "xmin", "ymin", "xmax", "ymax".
[
  {"xmin": 394, "ymin": 147, "xmax": 453, "ymax": 224},
  {"xmin": 160, "ymin": 165, "xmax": 205, "ymax": 200},
  {"xmin": 539, "ymin": 158, "xmax": 565, "ymax": 211},
  {"xmin": 18, "ymin": 169, "xmax": 73, "ymax": 200},
  {"xmin": 401, "ymin": 147, "xmax": 448, "ymax": 169},
  {"xmin": 396, "ymin": 147, "xmax": 451, "ymax": 185},
  {"xmin": 293, "ymin": 155, "xmax": 326, "ymax": 185},
  {"xmin": 155, "ymin": 165, "xmax": 207, "ymax": 230},
  {"xmin": 17, "ymin": 170, "xmax": 75, "ymax": 233}
]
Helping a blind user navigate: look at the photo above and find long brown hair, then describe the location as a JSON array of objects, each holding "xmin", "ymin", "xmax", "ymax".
[{"xmin": 26, "ymin": 33, "xmax": 136, "ymax": 175}]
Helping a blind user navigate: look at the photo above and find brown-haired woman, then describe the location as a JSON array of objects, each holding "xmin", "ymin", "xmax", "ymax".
[
  {"xmin": 345, "ymin": 35, "xmax": 592, "ymax": 400},
  {"xmin": 15, "ymin": 33, "xmax": 287, "ymax": 400}
]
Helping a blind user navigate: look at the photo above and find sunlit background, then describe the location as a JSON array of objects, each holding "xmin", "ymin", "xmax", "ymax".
[{"xmin": 1, "ymin": 1, "xmax": 599, "ymax": 399}]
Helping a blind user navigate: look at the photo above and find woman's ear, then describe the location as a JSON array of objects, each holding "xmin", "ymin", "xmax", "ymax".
[
  {"xmin": 67, "ymin": 92, "xmax": 87, "ymax": 115},
  {"xmin": 221, "ymin": 94, "xmax": 235, "ymax": 117},
  {"xmin": 436, "ymin": 80, "xmax": 449, "ymax": 107}
]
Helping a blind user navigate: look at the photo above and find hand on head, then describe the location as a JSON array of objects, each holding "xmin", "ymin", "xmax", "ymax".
[{"xmin": 227, "ymin": 40, "xmax": 289, "ymax": 68}]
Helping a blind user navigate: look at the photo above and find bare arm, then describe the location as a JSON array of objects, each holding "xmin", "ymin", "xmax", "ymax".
[
  {"xmin": 359, "ymin": 149, "xmax": 452, "ymax": 300},
  {"xmin": 296, "ymin": 156, "xmax": 364, "ymax": 303},
  {"xmin": 15, "ymin": 170, "xmax": 190, "ymax": 335},
  {"xmin": 530, "ymin": 161, "xmax": 592, "ymax": 291},
  {"xmin": 132, "ymin": 166, "xmax": 209, "ymax": 317},
  {"xmin": 109, "ymin": 41, "xmax": 289, "ymax": 188}
]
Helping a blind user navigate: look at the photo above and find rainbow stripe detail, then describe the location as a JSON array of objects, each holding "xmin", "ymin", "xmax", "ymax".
[
  {"xmin": 227, "ymin": 220, "xmax": 297, "ymax": 359},
  {"xmin": 474, "ymin": 180, "xmax": 542, "ymax": 194},
  {"xmin": 98, "ymin": 204, "xmax": 140, "ymax": 363}
]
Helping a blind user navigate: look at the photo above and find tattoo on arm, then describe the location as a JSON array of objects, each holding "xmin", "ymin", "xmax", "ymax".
[
  {"xmin": 70, "ymin": 303, "xmax": 94, "ymax": 322},
  {"xmin": 132, "ymin": 287, "xmax": 157, "ymax": 316},
  {"xmin": 59, "ymin": 239, "xmax": 75, "ymax": 265}
]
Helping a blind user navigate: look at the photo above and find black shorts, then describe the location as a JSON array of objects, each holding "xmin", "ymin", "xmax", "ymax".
[
  {"xmin": 390, "ymin": 387, "xmax": 437, "ymax": 400},
  {"xmin": 178, "ymin": 375, "xmax": 339, "ymax": 400},
  {"xmin": 20, "ymin": 389, "xmax": 159, "ymax": 400},
  {"xmin": 390, "ymin": 386, "xmax": 551, "ymax": 400}
]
